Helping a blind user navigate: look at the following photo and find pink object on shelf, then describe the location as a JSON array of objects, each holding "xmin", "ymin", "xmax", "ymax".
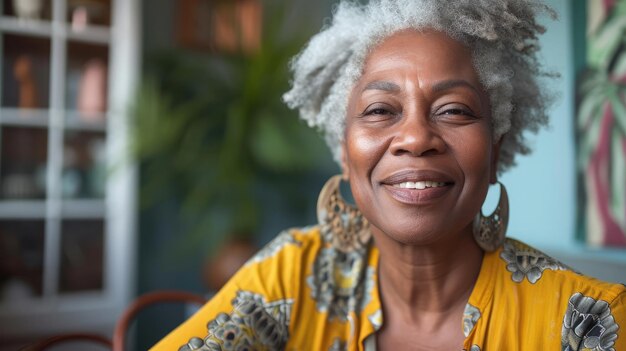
[
  {"xmin": 71, "ymin": 6, "xmax": 89, "ymax": 31},
  {"xmin": 77, "ymin": 58, "xmax": 107, "ymax": 121}
]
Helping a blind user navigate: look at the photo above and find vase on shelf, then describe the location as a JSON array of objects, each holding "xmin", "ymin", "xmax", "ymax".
[
  {"xmin": 68, "ymin": 0, "xmax": 109, "ymax": 28},
  {"xmin": 77, "ymin": 58, "xmax": 107, "ymax": 122},
  {"xmin": 13, "ymin": 55, "xmax": 39, "ymax": 111},
  {"xmin": 12, "ymin": 0, "xmax": 44, "ymax": 21}
]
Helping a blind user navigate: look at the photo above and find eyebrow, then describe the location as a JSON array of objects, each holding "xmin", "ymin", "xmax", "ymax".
[
  {"xmin": 362, "ymin": 80, "xmax": 401, "ymax": 92},
  {"xmin": 431, "ymin": 79, "xmax": 481, "ymax": 96},
  {"xmin": 362, "ymin": 79, "xmax": 481, "ymax": 96}
]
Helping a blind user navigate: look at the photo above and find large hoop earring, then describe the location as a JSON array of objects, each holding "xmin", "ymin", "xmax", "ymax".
[
  {"xmin": 473, "ymin": 182, "xmax": 509, "ymax": 252},
  {"xmin": 317, "ymin": 175, "xmax": 371, "ymax": 252}
]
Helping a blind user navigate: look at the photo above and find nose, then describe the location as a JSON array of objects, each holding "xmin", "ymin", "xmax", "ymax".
[{"xmin": 389, "ymin": 112, "xmax": 447, "ymax": 157}]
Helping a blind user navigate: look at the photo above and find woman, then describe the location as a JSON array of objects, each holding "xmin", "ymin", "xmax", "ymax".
[{"xmin": 153, "ymin": 0, "xmax": 626, "ymax": 350}]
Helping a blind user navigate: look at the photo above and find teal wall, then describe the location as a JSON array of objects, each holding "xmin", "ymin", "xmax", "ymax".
[
  {"xmin": 499, "ymin": 1, "xmax": 625, "ymax": 279},
  {"xmin": 500, "ymin": 0, "xmax": 578, "ymax": 250}
]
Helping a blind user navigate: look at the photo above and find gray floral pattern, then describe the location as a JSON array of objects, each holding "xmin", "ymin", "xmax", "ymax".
[
  {"xmin": 179, "ymin": 337, "xmax": 204, "ymax": 351},
  {"xmin": 245, "ymin": 228, "xmax": 303, "ymax": 266},
  {"xmin": 463, "ymin": 304, "xmax": 481, "ymax": 337},
  {"xmin": 561, "ymin": 292, "xmax": 619, "ymax": 351},
  {"xmin": 368, "ymin": 309, "xmax": 383, "ymax": 331},
  {"xmin": 328, "ymin": 338, "xmax": 347, "ymax": 351},
  {"xmin": 307, "ymin": 243, "xmax": 375, "ymax": 321},
  {"xmin": 500, "ymin": 239, "xmax": 569, "ymax": 284},
  {"xmin": 178, "ymin": 290, "xmax": 293, "ymax": 351}
]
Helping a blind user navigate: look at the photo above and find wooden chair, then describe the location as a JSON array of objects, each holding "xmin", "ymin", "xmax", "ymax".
[
  {"xmin": 20, "ymin": 333, "xmax": 112, "ymax": 350},
  {"xmin": 112, "ymin": 290, "xmax": 207, "ymax": 351}
]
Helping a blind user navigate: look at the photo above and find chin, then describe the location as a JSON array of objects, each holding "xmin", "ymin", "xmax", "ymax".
[
  {"xmin": 369, "ymin": 208, "xmax": 477, "ymax": 248},
  {"xmin": 370, "ymin": 218, "xmax": 452, "ymax": 247}
]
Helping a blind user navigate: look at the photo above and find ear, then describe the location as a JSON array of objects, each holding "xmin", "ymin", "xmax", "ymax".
[
  {"xmin": 340, "ymin": 143, "xmax": 349, "ymax": 181},
  {"xmin": 490, "ymin": 138, "xmax": 502, "ymax": 184}
]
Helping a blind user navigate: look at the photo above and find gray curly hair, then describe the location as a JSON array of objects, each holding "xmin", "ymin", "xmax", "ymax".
[{"xmin": 283, "ymin": 0, "xmax": 556, "ymax": 173}]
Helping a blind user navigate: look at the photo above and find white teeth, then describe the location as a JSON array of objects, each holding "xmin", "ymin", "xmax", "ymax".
[{"xmin": 393, "ymin": 181, "xmax": 446, "ymax": 189}]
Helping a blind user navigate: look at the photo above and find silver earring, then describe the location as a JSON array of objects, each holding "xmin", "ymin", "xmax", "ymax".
[
  {"xmin": 317, "ymin": 175, "xmax": 371, "ymax": 252},
  {"xmin": 473, "ymin": 182, "xmax": 509, "ymax": 252}
]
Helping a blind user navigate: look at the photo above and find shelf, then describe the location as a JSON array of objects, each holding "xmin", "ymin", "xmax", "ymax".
[
  {"xmin": 65, "ymin": 110, "xmax": 107, "ymax": 131},
  {"xmin": 0, "ymin": 0, "xmax": 137, "ymax": 341},
  {"xmin": 0, "ymin": 108, "xmax": 49, "ymax": 128},
  {"xmin": 0, "ymin": 16, "xmax": 52, "ymax": 38},
  {"xmin": 61, "ymin": 199, "xmax": 105, "ymax": 218},
  {"xmin": 0, "ymin": 200, "xmax": 46, "ymax": 218},
  {"xmin": 0, "ymin": 199, "xmax": 105, "ymax": 219},
  {"xmin": 0, "ymin": 108, "xmax": 107, "ymax": 131},
  {"xmin": 0, "ymin": 292, "xmax": 117, "ymax": 339},
  {"xmin": 0, "ymin": 289, "xmax": 109, "ymax": 313},
  {"xmin": 66, "ymin": 25, "xmax": 111, "ymax": 45},
  {"xmin": 0, "ymin": 16, "xmax": 110, "ymax": 44}
]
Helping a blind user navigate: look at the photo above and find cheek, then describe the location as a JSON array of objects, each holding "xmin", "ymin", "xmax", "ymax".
[
  {"xmin": 344, "ymin": 125, "xmax": 389, "ymax": 204},
  {"xmin": 344, "ymin": 124, "xmax": 388, "ymax": 174},
  {"xmin": 453, "ymin": 127, "xmax": 494, "ymax": 180}
]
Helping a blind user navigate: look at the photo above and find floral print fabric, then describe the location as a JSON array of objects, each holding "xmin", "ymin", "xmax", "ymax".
[
  {"xmin": 499, "ymin": 239, "xmax": 569, "ymax": 283},
  {"xmin": 151, "ymin": 229, "xmax": 626, "ymax": 351},
  {"xmin": 463, "ymin": 304, "xmax": 481, "ymax": 337},
  {"xmin": 562, "ymin": 293, "xmax": 619, "ymax": 351},
  {"xmin": 306, "ymin": 247, "xmax": 375, "ymax": 321},
  {"xmin": 178, "ymin": 291, "xmax": 293, "ymax": 351}
]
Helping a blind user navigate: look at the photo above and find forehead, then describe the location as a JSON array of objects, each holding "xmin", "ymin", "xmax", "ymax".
[{"xmin": 359, "ymin": 29, "xmax": 480, "ymax": 85}]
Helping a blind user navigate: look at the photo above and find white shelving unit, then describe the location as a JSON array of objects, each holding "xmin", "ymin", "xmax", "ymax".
[{"xmin": 0, "ymin": 0, "xmax": 139, "ymax": 342}]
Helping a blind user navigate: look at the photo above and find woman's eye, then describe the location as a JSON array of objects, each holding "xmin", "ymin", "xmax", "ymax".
[
  {"xmin": 443, "ymin": 108, "xmax": 473, "ymax": 116},
  {"xmin": 360, "ymin": 103, "xmax": 397, "ymax": 118},
  {"xmin": 435, "ymin": 105, "xmax": 478, "ymax": 120},
  {"xmin": 366, "ymin": 108, "xmax": 391, "ymax": 115}
]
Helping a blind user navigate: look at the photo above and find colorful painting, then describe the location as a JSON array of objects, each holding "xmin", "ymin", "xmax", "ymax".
[{"xmin": 578, "ymin": 0, "xmax": 626, "ymax": 246}]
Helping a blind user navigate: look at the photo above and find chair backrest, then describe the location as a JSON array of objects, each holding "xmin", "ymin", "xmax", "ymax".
[
  {"xmin": 112, "ymin": 290, "xmax": 207, "ymax": 351},
  {"xmin": 21, "ymin": 333, "xmax": 112, "ymax": 351}
]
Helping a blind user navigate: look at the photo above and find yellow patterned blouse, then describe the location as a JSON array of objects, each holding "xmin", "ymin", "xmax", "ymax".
[{"xmin": 151, "ymin": 225, "xmax": 626, "ymax": 351}]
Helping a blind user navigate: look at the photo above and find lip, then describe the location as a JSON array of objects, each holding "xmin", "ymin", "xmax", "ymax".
[
  {"xmin": 380, "ymin": 169, "xmax": 454, "ymax": 205},
  {"xmin": 380, "ymin": 169, "xmax": 454, "ymax": 185}
]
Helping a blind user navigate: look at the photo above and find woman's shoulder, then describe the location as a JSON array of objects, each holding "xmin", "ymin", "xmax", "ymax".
[
  {"xmin": 469, "ymin": 238, "xmax": 626, "ymax": 350},
  {"xmin": 497, "ymin": 239, "xmax": 626, "ymax": 303},
  {"xmin": 497, "ymin": 238, "xmax": 626, "ymax": 296},
  {"xmin": 151, "ymin": 225, "xmax": 327, "ymax": 351}
]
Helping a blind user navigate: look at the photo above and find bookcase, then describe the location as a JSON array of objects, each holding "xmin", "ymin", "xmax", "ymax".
[{"xmin": 0, "ymin": 0, "xmax": 138, "ymax": 341}]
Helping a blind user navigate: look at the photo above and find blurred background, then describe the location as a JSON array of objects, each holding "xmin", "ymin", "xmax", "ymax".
[{"xmin": 0, "ymin": 0, "xmax": 624, "ymax": 349}]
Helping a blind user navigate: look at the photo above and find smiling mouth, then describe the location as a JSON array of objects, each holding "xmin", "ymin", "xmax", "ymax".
[
  {"xmin": 392, "ymin": 181, "xmax": 447, "ymax": 190},
  {"xmin": 380, "ymin": 170, "xmax": 454, "ymax": 204}
]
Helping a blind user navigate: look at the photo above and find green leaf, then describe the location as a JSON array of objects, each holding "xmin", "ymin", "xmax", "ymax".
[
  {"xmin": 578, "ymin": 82, "xmax": 607, "ymax": 129},
  {"xmin": 578, "ymin": 106, "xmax": 604, "ymax": 169},
  {"xmin": 610, "ymin": 127, "xmax": 626, "ymax": 230},
  {"xmin": 588, "ymin": 15, "xmax": 626, "ymax": 69},
  {"xmin": 609, "ymin": 91, "xmax": 626, "ymax": 135}
]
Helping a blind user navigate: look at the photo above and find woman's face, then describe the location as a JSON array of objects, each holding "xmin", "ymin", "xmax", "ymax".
[{"xmin": 343, "ymin": 29, "xmax": 499, "ymax": 246}]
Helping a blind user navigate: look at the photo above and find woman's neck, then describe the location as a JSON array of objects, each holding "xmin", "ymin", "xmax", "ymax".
[{"xmin": 374, "ymin": 225, "xmax": 484, "ymax": 326}]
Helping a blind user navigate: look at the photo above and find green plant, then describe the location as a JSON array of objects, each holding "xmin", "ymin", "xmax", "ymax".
[{"xmin": 132, "ymin": 5, "xmax": 333, "ymax": 254}]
